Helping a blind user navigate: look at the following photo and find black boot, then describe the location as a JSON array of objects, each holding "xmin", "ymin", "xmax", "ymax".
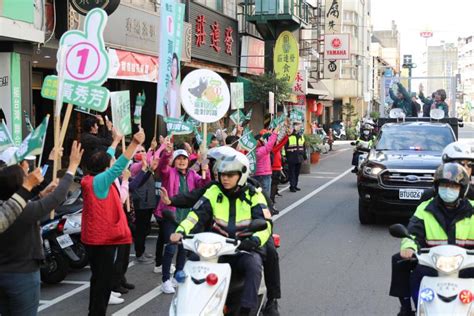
[
  {"xmin": 397, "ymin": 306, "xmax": 415, "ymax": 316},
  {"xmin": 263, "ymin": 299, "xmax": 280, "ymax": 316}
]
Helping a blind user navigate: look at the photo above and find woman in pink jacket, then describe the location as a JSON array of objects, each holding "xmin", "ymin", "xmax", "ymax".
[
  {"xmin": 254, "ymin": 128, "xmax": 279, "ymax": 196},
  {"xmin": 155, "ymin": 137, "xmax": 210, "ymax": 293}
]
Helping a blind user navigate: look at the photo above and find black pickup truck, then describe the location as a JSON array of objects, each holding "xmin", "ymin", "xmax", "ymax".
[{"xmin": 357, "ymin": 117, "xmax": 462, "ymax": 224}]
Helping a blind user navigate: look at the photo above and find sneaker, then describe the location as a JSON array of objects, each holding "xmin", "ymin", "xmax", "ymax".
[
  {"xmin": 153, "ymin": 265, "xmax": 162, "ymax": 274},
  {"xmin": 161, "ymin": 280, "xmax": 176, "ymax": 294},
  {"xmin": 289, "ymin": 188, "xmax": 297, "ymax": 193},
  {"xmin": 122, "ymin": 282, "xmax": 135, "ymax": 290},
  {"xmin": 263, "ymin": 299, "xmax": 280, "ymax": 316},
  {"xmin": 171, "ymin": 277, "xmax": 179, "ymax": 287},
  {"xmin": 112, "ymin": 286, "xmax": 129, "ymax": 294},
  {"xmin": 136, "ymin": 255, "xmax": 154, "ymax": 264},
  {"xmin": 111, "ymin": 291, "xmax": 121, "ymax": 298},
  {"xmin": 108, "ymin": 295, "xmax": 124, "ymax": 305},
  {"xmin": 295, "ymin": 187, "xmax": 301, "ymax": 191}
]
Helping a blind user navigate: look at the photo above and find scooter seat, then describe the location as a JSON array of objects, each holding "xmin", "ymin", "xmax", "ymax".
[{"xmin": 227, "ymin": 273, "xmax": 246, "ymax": 295}]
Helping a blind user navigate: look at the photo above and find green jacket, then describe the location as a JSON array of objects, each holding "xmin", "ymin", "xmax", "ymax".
[
  {"xmin": 176, "ymin": 183, "xmax": 272, "ymax": 247},
  {"xmin": 389, "ymin": 83, "xmax": 415, "ymax": 117},
  {"xmin": 401, "ymin": 197, "xmax": 474, "ymax": 251}
]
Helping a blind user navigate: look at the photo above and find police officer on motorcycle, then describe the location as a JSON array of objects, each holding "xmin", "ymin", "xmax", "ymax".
[
  {"xmin": 351, "ymin": 124, "xmax": 376, "ymax": 173},
  {"xmin": 170, "ymin": 152, "xmax": 272, "ymax": 316},
  {"xmin": 389, "ymin": 162, "xmax": 474, "ymax": 316}
]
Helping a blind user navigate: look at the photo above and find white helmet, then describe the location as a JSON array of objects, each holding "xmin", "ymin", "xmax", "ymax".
[
  {"xmin": 442, "ymin": 142, "xmax": 474, "ymax": 163},
  {"xmin": 207, "ymin": 146, "xmax": 238, "ymax": 161},
  {"xmin": 217, "ymin": 151, "xmax": 250, "ymax": 187}
]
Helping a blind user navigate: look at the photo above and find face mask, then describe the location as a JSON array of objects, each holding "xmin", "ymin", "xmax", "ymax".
[
  {"xmin": 294, "ymin": 126, "xmax": 301, "ymax": 132},
  {"xmin": 438, "ymin": 186, "xmax": 460, "ymax": 203},
  {"xmin": 363, "ymin": 130, "xmax": 370, "ymax": 136}
]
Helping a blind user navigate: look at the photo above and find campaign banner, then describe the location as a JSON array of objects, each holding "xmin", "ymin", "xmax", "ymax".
[
  {"xmin": 164, "ymin": 116, "xmax": 194, "ymax": 135},
  {"xmin": 156, "ymin": 0, "xmax": 185, "ymax": 118},
  {"xmin": 108, "ymin": 49, "xmax": 158, "ymax": 83},
  {"xmin": 110, "ymin": 91, "xmax": 132, "ymax": 136}
]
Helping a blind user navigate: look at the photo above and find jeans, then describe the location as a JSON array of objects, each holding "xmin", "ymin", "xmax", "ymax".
[
  {"xmin": 254, "ymin": 175, "xmax": 272, "ymax": 197},
  {"xmin": 220, "ymin": 252, "xmax": 263, "ymax": 309},
  {"xmin": 160, "ymin": 219, "xmax": 186, "ymax": 282},
  {"xmin": 134, "ymin": 209, "xmax": 153, "ymax": 258},
  {"xmin": 288, "ymin": 162, "xmax": 302, "ymax": 189},
  {"xmin": 86, "ymin": 244, "xmax": 118, "ymax": 316},
  {"xmin": 0, "ymin": 270, "xmax": 40, "ymax": 316}
]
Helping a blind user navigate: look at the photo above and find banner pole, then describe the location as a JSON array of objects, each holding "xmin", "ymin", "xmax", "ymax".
[
  {"xmin": 154, "ymin": 115, "xmax": 159, "ymax": 139},
  {"xmin": 122, "ymin": 136, "xmax": 131, "ymax": 213},
  {"xmin": 201, "ymin": 123, "xmax": 207, "ymax": 180},
  {"xmin": 38, "ymin": 115, "xmax": 51, "ymax": 168},
  {"xmin": 58, "ymin": 104, "xmax": 73, "ymax": 150}
]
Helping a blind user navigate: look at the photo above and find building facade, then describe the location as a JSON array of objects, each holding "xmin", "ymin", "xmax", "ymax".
[{"xmin": 457, "ymin": 36, "xmax": 474, "ymax": 105}]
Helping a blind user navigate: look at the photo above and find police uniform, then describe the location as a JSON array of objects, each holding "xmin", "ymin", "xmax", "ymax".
[
  {"xmin": 177, "ymin": 183, "xmax": 272, "ymax": 310},
  {"xmin": 284, "ymin": 132, "xmax": 305, "ymax": 191}
]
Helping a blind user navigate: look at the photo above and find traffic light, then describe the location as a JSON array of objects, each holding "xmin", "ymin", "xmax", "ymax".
[{"xmin": 402, "ymin": 55, "xmax": 412, "ymax": 68}]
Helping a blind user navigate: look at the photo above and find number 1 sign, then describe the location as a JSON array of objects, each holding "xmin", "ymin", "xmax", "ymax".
[{"xmin": 57, "ymin": 8, "xmax": 109, "ymax": 86}]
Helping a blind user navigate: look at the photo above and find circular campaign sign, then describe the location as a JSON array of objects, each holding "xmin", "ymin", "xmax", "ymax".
[
  {"xmin": 181, "ymin": 69, "xmax": 230, "ymax": 123},
  {"xmin": 70, "ymin": 0, "xmax": 120, "ymax": 16}
]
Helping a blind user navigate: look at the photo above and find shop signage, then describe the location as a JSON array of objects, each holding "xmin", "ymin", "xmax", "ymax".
[
  {"xmin": 324, "ymin": 34, "xmax": 350, "ymax": 60},
  {"xmin": 70, "ymin": 0, "xmax": 120, "ymax": 16},
  {"xmin": 240, "ymin": 36, "xmax": 264, "ymax": 75},
  {"xmin": 110, "ymin": 91, "xmax": 132, "ymax": 136},
  {"xmin": 189, "ymin": 2, "xmax": 238, "ymax": 67},
  {"xmin": 324, "ymin": 0, "xmax": 342, "ymax": 79},
  {"xmin": 108, "ymin": 49, "xmax": 158, "ymax": 82},
  {"xmin": 292, "ymin": 69, "xmax": 307, "ymax": 95},
  {"xmin": 0, "ymin": 53, "xmax": 22, "ymax": 145},
  {"xmin": 274, "ymin": 31, "xmax": 299, "ymax": 84},
  {"xmin": 180, "ymin": 69, "xmax": 230, "ymax": 123}
]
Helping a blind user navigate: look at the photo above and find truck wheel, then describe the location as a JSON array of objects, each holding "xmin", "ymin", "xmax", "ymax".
[{"xmin": 359, "ymin": 199, "xmax": 375, "ymax": 225}]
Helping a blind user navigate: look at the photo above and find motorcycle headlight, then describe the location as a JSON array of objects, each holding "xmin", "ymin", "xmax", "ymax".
[
  {"xmin": 200, "ymin": 279, "xmax": 227, "ymax": 316},
  {"xmin": 433, "ymin": 255, "xmax": 463, "ymax": 273},
  {"xmin": 195, "ymin": 241, "xmax": 222, "ymax": 258},
  {"xmin": 363, "ymin": 165, "xmax": 383, "ymax": 178}
]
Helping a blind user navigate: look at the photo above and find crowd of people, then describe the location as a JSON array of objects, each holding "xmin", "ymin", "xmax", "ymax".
[
  {"xmin": 0, "ymin": 113, "xmax": 311, "ymax": 316},
  {"xmin": 389, "ymin": 82, "xmax": 449, "ymax": 118}
]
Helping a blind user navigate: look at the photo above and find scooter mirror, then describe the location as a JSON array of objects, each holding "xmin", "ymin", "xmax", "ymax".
[
  {"xmin": 350, "ymin": 142, "xmax": 356, "ymax": 146},
  {"xmin": 389, "ymin": 224, "xmax": 411, "ymax": 239},
  {"xmin": 248, "ymin": 219, "xmax": 268, "ymax": 233}
]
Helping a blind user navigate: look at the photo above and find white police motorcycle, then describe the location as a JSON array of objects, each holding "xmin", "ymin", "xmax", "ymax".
[
  {"xmin": 166, "ymin": 212, "xmax": 268, "ymax": 316},
  {"xmin": 390, "ymin": 224, "xmax": 474, "ymax": 315}
]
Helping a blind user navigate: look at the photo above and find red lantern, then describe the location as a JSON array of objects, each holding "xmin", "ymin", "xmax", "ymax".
[
  {"xmin": 316, "ymin": 103, "xmax": 324, "ymax": 116},
  {"xmin": 308, "ymin": 99, "xmax": 317, "ymax": 112}
]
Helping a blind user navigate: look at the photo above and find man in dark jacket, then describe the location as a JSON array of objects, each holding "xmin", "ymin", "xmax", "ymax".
[{"xmin": 80, "ymin": 116, "xmax": 113, "ymax": 169}]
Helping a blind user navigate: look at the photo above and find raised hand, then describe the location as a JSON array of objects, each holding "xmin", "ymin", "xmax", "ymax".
[
  {"xmin": 39, "ymin": 179, "xmax": 59, "ymax": 198},
  {"xmin": 150, "ymin": 137, "xmax": 158, "ymax": 151},
  {"xmin": 23, "ymin": 168, "xmax": 44, "ymax": 191},
  {"xmin": 159, "ymin": 187, "xmax": 172, "ymax": 206},
  {"xmin": 132, "ymin": 128, "xmax": 146, "ymax": 145},
  {"xmin": 48, "ymin": 147, "xmax": 63, "ymax": 161}
]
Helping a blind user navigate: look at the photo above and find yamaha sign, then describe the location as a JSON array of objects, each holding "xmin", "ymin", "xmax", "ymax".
[{"xmin": 324, "ymin": 33, "xmax": 350, "ymax": 60}]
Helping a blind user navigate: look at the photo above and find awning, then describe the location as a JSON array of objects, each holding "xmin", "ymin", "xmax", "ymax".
[{"xmin": 307, "ymin": 79, "xmax": 334, "ymax": 101}]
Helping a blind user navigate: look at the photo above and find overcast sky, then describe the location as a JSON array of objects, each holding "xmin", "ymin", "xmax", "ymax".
[{"xmin": 371, "ymin": 0, "xmax": 473, "ymax": 74}]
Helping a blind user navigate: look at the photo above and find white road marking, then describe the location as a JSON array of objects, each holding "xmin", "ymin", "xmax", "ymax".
[
  {"xmin": 273, "ymin": 167, "xmax": 353, "ymax": 221},
  {"xmin": 61, "ymin": 280, "xmax": 89, "ymax": 285},
  {"xmin": 38, "ymin": 282, "xmax": 90, "ymax": 312},
  {"xmin": 111, "ymin": 286, "xmax": 163, "ymax": 316}
]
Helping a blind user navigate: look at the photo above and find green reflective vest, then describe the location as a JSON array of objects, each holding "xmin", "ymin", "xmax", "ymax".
[
  {"xmin": 177, "ymin": 184, "xmax": 272, "ymax": 247},
  {"xmin": 401, "ymin": 199, "xmax": 474, "ymax": 251}
]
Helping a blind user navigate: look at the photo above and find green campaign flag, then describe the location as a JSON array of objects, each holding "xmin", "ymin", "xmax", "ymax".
[
  {"xmin": 0, "ymin": 121, "xmax": 14, "ymax": 151},
  {"xmin": 230, "ymin": 109, "xmax": 253, "ymax": 126},
  {"xmin": 239, "ymin": 128, "xmax": 257, "ymax": 152},
  {"xmin": 14, "ymin": 115, "xmax": 49, "ymax": 162},
  {"xmin": 247, "ymin": 150, "xmax": 256, "ymax": 174},
  {"xmin": 194, "ymin": 126, "xmax": 203, "ymax": 145},
  {"xmin": 164, "ymin": 117, "xmax": 195, "ymax": 136},
  {"xmin": 269, "ymin": 114, "xmax": 285, "ymax": 129},
  {"xmin": 133, "ymin": 90, "xmax": 146, "ymax": 125}
]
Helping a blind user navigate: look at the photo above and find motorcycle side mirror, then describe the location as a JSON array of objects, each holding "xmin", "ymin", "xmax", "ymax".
[
  {"xmin": 389, "ymin": 224, "xmax": 411, "ymax": 239},
  {"xmin": 359, "ymin": 147, "xmax": 371, "ymax": 153},
  {"xmin": 350, "ymin": 142, "xmax": 356, "ymax": 146},
  {"xmin": 248, "ymin": 219, "xmax": 268, "ymax": 233},
  {"xmin": 162, "ymin": 210, "xmax": 178, "ymax": 224}
]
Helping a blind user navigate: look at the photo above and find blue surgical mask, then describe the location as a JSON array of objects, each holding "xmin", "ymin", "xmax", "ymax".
[{"xmin": 438, "ymin": 186, "xmax": 460, "ymax": 203}]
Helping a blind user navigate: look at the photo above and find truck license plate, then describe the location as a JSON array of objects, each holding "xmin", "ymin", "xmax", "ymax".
[
  {"xmin": 56, "ymin": 234, "xmax": 74, "ymax": 249},
  {"xmin": 399, "ymin": 189, "xmax": 423, "ymax": 200}
]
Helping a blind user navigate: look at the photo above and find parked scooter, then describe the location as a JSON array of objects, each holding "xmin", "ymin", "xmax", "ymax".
[
  {"xmin": 332, "ymin": 122, "xmax": 346, "ymax": 140},
  {"xmin": 390, "ymin": 224, "xmax": 474, "ymax": 315},
  {"xmin": 167, "ymin": 212, "xmax": 269, "ymax": 316}
]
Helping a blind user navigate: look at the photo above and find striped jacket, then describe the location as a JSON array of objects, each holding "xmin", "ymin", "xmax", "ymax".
[
  {"xmin": 0, "ymin": 188, "xmax": 32, "ymax": 233},
  {"xmin": 401, "ymin": 197, "xmax": 474, "ymax": 251}
]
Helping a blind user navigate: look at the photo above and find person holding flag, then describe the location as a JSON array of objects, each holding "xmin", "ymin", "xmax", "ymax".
[{"xmin": 0, "ymin": 141, "xmax": 83, "ymax": 316}]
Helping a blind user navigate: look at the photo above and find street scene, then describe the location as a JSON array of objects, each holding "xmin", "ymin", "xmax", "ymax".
[{"xmin": 1, "ymin": 0, "xmax": 474, "ymax": 315}]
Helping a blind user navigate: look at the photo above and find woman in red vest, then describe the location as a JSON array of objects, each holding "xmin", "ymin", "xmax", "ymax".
[{"xmin": 81, "ymin": 128, "xmax": 145, "ymax": 316}]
